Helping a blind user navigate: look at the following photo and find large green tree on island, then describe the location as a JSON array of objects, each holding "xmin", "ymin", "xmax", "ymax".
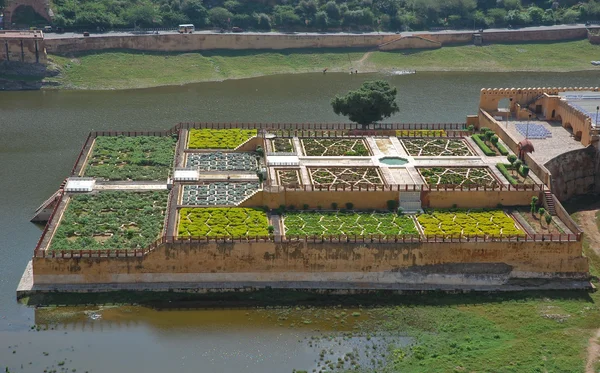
[{"xmin": 331, "ymin": 80, "xmax": 399, "ymax": 129}]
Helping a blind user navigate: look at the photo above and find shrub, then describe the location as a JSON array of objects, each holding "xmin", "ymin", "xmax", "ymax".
[
  {"xmin": 491, "ymin": 135, "xmax": 499, "ymax": 144},
  {"xmin": 331, "ymin": 202, "xmax": 338, "ymax": 210},
  {"xmin": 472, "ymin": 134, "xmax": 495, "ymax": 156},
  {"xmin": 267, "ymin": 225, "xmax": 275, "ymax": 234},
  {"xmin": 507, "ymin": 155, "xmax": 517, "ymax": 165},
  {"xmin": 480, "ymin": 127, "xmax": 490, "ymax": 133},
  {"xmin": 484, "ymin": 131, "xmax": 494, "ymax": 141},
  {"xmin": 545, "ymin": 214, "xmax": 553, "ymax": 226},
  {"xmin": 467, "ymin": 124, "xmax": 475, "ymax": 132},
  {"xmin": 496, "ymin": 163, "xmax": 518, "ymax": 185},
  {"xmin": 495, "ymin": 142, "xmax": 509, "ymax": 156},
  {"xmin": 302, "ymin": 204, "xmax": 309, "ymax": 210},
  {"xmin": 519, "ymin": 165, "xmax": 530, "ymax": 177},
  {"xmin": 513, "ymin": 159, "xmax": 523, "ymax": 171},
  {"xmin": 178, "ymin": 208, "xmax": 269, "ymax": 238},
  {"xmin": 387, "ymin": 199, "xmax": 398, "ymax": 211},
  {"xmin": 288, "ymin": 204, "xmax": 295, "ymax": 210},
  {"xmin": 346, "ymin": 202, "xmax": 354, "ymax": 210},
  {"xmin": 538, "ymin": 207, "xmax": 546, "ymax": 217}
]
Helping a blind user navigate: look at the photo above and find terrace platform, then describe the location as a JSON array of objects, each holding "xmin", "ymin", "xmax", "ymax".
[{"xmin": 20, "ymin": 121, "xmax": 589, "ymax": 299}]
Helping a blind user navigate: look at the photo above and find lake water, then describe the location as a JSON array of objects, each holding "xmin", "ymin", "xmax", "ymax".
[{"xmin": 1, "ymin": 71, "xmax": 599, "ymax": 372}]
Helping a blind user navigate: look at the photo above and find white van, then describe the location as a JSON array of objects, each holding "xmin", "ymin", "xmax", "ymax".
[{"xmin": 178, "ymin": 24, "xmax": 195, "ymax": 34}]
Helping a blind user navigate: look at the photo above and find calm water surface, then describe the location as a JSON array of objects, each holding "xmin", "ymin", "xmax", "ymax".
[{"xmin": 1, "ymin": 71, "xmax": 599, "ymax": 372}]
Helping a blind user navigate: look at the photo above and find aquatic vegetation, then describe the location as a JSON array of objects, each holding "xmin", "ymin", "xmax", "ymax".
[
  {"xmin": 188, "ymin": 129, "xmax": 257, "ymax": 149},
  {"xmin": 181, "ymin": 183, "xmax": 260, "ymax": 206},
  {"xmin": 401, "ymin": 138, "xmax": 473, "ymax": 156},
  {"xmin": 419, "ymin": 167, "xmax": 498, "ymax": 187},
  {"xmin": 309, "ymin": 167, "xmax": 383, "ymax": 188},
  {"xmin": 84, "ymin": 135, "xmax": 176, "ymax": 180},
  {"xmin": 283, "ymin": 211, "xmax": 417, "ymax": 237},
  {"xmin": 50, "ymin": 191, "xmax": 169, "ymax": 251},
  {"xmin": 417, "ymin": 209, "xmax": 524, "ymax": 237},
  {"xmin": 178, "ymin": 207, "xmax": 269, "ymax": 237},
  {"xmin": 301, "ymin": 138, "xmax": 370, "ymax": 156}
]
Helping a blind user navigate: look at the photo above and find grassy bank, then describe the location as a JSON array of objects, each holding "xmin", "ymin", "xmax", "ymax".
[{"xmin": 47, "ymin": 40, "xmax": 600, "ymax": 90}]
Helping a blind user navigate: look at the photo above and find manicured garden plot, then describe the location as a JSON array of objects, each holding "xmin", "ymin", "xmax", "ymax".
[
  {"xmin": 308, "ymin": 167, "xmax": 383, "ymax": 188},
  {"xmin": 188, "ymin": 129, "xmax": 257, "ymax": 149},
  {"xmin": 84, "ymin": 136, "xmax": 176, "ymax": 180},
  {"xmin": 496, "ymin": 163, "xmax": 534, "ymax": 185},
  {"xmin": 181, "ymin": 183, "xmax": 260, "ymax": 206},
  {"xmin": 396, "ymin": 130, "xmax": 447, "ymax": 137},
  {"xmin": 419, "ymin": 167, "xmax": 498, "ymax": 187},
  {"xmin": 50, "ymin": 191, "xmax": 169, "ymax": 251},
  {"xmin": 417, "ymin": 210, "xmax": 524, "ymax": 238},
  {"xmin": 283, "ymin": 211, "xmax": 417, "ymax": 237},
  {"xmin": 276, "ymin": 169, "xmax": 302, "ymax": 187},
  {"xmin": 513, "ymin": 207, "xmax": 567, "ymax": 235},
  {"xmin": 186, "ymin": 152, "xmax": 258, "ymax": 171},
  {"xmin": 401, "ymin": 138, "xmax": 473, "ymax": 156},
  {"xmin": 177, "ymin": 207, "xmax": 269, "ymax": 237},
  {"xmin": 472, "ymin": 133, "xmax": 509, "ymax": 156},
  {"xmin": 301, "ymin": 138, "xmax": 370, "ymax": 156},
  {"xmin": 270, "ymin": 138, "xmax": 294, "ymax": 153}
]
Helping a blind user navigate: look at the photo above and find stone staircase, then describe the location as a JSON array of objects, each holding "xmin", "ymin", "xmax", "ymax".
[
  {"xmin": 543, "ymin": 190, "xmax": 557, "ymax": 216},
  {"xmin": 399, "ymin": 191, "xmax": 423, "ymax": 214}
]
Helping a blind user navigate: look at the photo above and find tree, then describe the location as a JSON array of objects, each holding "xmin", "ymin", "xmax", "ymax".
[
  {"xmin": 209, "ymin": 7, "xmax": 233, "ymax": 28},
  {"xmin": 528, "ymin": 6, "xmax": 544, "ymax": 25},
  {"xmin": 507, "ymin": 154, "xmax": 517, "ymax": 165},
  {"xmin": 513, "ymin": 159, "xmax": 523, "ymax": 171},
  {"xmin": 255, "ymin": 13, "xmax": 271, "ymax": 30},
  {"xmin": 491, "ymin": 135, "xmax": 499, "ymax": 145},
  {"xmin": 561, "ymin": 8, "xmax": 580, "ymax": 23},
  {"xmin": 538, "ymin": 207, "xmax": 546, "ymax": 217},
  {"xmin": 182, "ymin": 0, "xmax": 208, "ymax": 27},
  {"xmin": 325, "ymin": 1, "xmax": 341, "ymax": 21},
  {"xmin": 315, "ymin": 10, "xmax": 329, "ymax": 29},
  {"xmin": 484, "ymin": 130, "xmax": 494, "ymax": 141},
  {"xmin": 545, "ymin": 213, "xmax": 552, "ymax": 227},
  {"xmin": 331, "ymin": 80, "xmax": 399, "ymax": 129},
  {"xmin": 531, "ymin": 196, "xmax": 539, "ymax": 215}
]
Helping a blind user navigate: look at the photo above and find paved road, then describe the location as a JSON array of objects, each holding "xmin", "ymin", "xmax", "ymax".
[{"xmin": 43, "ymin": 23, "xmax": 592, "ymax": 39}]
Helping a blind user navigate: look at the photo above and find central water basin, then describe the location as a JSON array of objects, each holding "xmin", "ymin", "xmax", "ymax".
[{"xmin": 379, "ymin": 157, "xmax": 409, "ymax": 165}]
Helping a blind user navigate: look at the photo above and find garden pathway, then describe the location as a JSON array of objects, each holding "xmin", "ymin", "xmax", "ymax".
[{"xmin": 95, "ymin": 182, "xmax": 167, "ymax": 190}]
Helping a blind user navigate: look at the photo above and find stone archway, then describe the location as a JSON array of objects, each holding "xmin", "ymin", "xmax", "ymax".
[{"xmin": 2, "ymin": 0, "xmax": 52, "ymax": 28}]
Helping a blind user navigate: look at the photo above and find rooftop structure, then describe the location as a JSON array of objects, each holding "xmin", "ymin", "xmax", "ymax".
[{"xmin": 0, "ymin": 30, "xmax": 46, "ymax": 63}]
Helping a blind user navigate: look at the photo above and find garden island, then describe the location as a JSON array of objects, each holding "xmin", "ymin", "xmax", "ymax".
[{"xmin": 17, "ymin": 85, "xmax": 600, "ymax": 297}]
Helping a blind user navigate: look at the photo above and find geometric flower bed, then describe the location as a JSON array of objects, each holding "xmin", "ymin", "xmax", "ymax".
[
  {"xmin": 270, "ymin": 138, "xmax": 294, "ymax": 153},
  {"xmin": 84, "ymin": 136, "xmax": 177, "ymax": 180},
  {"xmin": 188, "ymin": 129, "xmax": 257, "ymax": 149},
  {"xmin": 186, "ymin": 152, "xmax": 258, "ymax": 171},
  {"xmin": 181, "ymin": 183, "xmax": 260, "ymax": 206},
  {"xmin": 401, "ymin": 138, "xmax": 473, "ymax": 156},
  {"xmin": 308, "ymin": 167, "xmax": 384, "ymax": 188},
  {"xmin": 301, "ymin": 138, "xmax": 370, "ymax": 156},
  {"xmin": 283, "ymin": 211, "xmax": 418, "ymax": 237},
  {"xmin": 396, "ymin": 130, "xmax": 447, "ymax": 137},
  {"xmin": 276, "ymin": 169, "xmax": 302, "ymax": 187},
  {"xmin": 417, "ymin": 209, "xmax": 524, "ymax": 237},
  {"xmin": 419, "ymin": 167, "xmax": 498, "ymax": 187},
  {"xmin": 49, "ymin": 191, "xmax": 169, "ymax": 251},
  {"xmin": 177, "ymin": 207, "xmax": 269, "ymax": 237}
]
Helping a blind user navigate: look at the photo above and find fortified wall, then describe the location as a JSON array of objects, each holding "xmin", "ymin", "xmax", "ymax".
[
  {"xmin": 0, "ymin": 30, "xmax": 46, "ymax": 63},
  {"xmin": 44, "ymin": 26, "xmax": 590, "ymax": 55}
]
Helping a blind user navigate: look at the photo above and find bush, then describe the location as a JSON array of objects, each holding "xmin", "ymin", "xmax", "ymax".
[
  {"xmin": 472, "ymin": 134, "xmax": 496, "ymax": 156},
  {"xmin": 507, "ymin": 154, "xmax": 517, "ymax": 164},
  {"xmin": 485, "ymin": 131, "xmax": 494, "ymax": 141},
  {"xmin": 467, "ymin": 124, "xmax": 475, "ymax": 132},
  {"xmin": 495, "ymin": 141, "xmax": 509, "ymax": 156},
  {"xmin": 538, "ymin": 207, "xmax": 546, "ymax": 217},
  {"xmin": 496, "ymin": 163, "xmax": 518, "ymax": 185},
  {"xmin": 346, "ymin": 202, "xmax": 354, "ymax": 210},
  {"xmin": 491, "ymin": 135, "xmax": 499, "ymax": 144},
  {"xmin": 387, "ymin": 199, "xmax": 398, "ymax": 211},
  {"xmin": 545, "ymin": 213, "xmax": 553, "ymax": 225},
  {"xmin": 519, "ymin": 165, "xmax": 530, "ymax": 177},
  {"xmin": 302, "ymin": 203, "xmax": 309, "ymax": 210},
  {"xmin": 267, "ymin": 225, "xmax": 275, "ymax": 234},
  {"xmin": 479, "ymin": 127, "xmax": 490, "ymax": 133},
  {"xmin": 331, "ymin": 202, "xmax": 338, "ymax": 210},
  {"xmin": 514, "ymin": 159, "xmax": 523, "ymax": 170}
]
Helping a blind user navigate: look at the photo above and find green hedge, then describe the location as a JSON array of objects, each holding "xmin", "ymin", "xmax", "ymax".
[
  {"xmin": 495, "ymin": 141, "xmax": 509, "ymax": 156},
  {"xmin": 472, "ymin": 134, "xmax": 495, "ymax": 156},
  {"xmin": 496, "ymin": 163, "xmax": 518, "ymax": 185}
]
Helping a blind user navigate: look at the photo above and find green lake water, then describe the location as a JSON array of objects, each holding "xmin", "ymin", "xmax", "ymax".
[{"xmin": 1, "ymin": 71, "xmax": 599, "ymax": 372}]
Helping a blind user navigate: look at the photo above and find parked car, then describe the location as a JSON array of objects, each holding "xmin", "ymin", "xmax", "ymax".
[
  {"xmin": 232, "ymin": 27, "xmax": 243, "ymax": 33},
  {"xmin": 43, "ymin": 26, "xmax": 52, "ymax": 33},
  {"xmin": 83, "ymin": 31, "xmax": 90, "ymax": 37}
]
